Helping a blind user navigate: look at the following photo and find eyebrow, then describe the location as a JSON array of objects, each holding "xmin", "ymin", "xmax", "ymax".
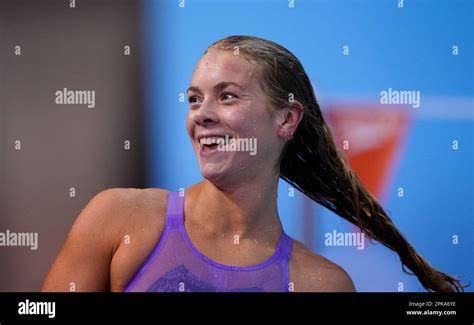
[{"xmin": 187, "ymin": 81, "xmax": 246, "ymax": 94}]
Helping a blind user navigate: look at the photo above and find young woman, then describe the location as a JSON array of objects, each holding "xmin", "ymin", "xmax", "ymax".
[{"xmin": 42, "ymin": 36, "xmax": 465, "ymax": 292}]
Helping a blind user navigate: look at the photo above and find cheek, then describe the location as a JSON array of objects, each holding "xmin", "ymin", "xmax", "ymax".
[
  {"xmin": 239, "ymin": 111, "xmax": 273, "ymax": 138},
  {"xmin": 223, "ymin": 105, "xmax": 263, "ymax": 135},
  {"xmin": 225, "ymin": 109, "xmax": 277, "ymax": 158},
  {"xmin": 226, "ymin": 113, "xmax": 250, "ymax": 133},
  {"xmin": 186, "ymin": 111, "xmax": 194, "ymax": 137}
]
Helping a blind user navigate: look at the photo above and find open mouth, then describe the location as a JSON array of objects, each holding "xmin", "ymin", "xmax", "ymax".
[{"xmin": 198, "ymin": 136, "xmax": 232, "ymax": 156}]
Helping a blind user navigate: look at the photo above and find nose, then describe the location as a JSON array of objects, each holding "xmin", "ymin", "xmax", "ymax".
[{"xmin": 193, "ymin": 99, "xmax": 219, "ymax": 127}]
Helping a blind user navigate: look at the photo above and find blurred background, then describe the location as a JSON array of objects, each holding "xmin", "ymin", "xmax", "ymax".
[{"xmin": 1, "ymin": 0, "xmax": 472, "ymax": 292}]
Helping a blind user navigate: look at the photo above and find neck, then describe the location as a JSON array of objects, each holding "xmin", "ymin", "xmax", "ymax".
[{"xmin": 186, "ymin": 176, "xmax": 282, "ymax": 240}]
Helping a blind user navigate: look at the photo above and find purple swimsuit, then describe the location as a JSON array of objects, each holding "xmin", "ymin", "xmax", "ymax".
[{"xmin": 124, "ymin": 191, "xmax": 294, "ymax": 292}]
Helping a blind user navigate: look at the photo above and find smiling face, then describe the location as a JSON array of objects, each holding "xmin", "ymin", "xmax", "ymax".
[{"xmin": 186, "ymin": 47, "xmax": 285, "ymax": 188}]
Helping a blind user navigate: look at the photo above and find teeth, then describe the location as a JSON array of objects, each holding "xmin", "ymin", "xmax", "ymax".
[
  {"xmin": 199, "ymin": 137, "xmax": 218, "ymax": 146},
  {"xmin": 198, "ymin": 136, "xmax": 230, "ymax": 146}
]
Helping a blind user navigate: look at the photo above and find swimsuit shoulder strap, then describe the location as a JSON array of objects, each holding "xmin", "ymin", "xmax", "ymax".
[
  {"xmin": 279, "ymin": 232, "xmax": 294, "ymax": 291},
  {"xmin": 165, "ymin": 191, "xmax": 184, "ymax": 228}
]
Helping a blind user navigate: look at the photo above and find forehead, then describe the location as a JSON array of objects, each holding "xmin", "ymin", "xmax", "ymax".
[{"xmin": 191, "ymin": 48, "xmax": 261, "ymax": 89}]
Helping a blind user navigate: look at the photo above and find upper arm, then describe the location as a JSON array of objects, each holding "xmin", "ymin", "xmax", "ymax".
[{"xmin": 41, "ymin": 188, "xmax": 128, "ymax": 292}]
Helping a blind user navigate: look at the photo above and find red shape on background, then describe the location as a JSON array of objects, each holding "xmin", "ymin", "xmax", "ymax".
[{"xmin": 326, "ymin": 103, "xmax": 410, "ymax": 203}]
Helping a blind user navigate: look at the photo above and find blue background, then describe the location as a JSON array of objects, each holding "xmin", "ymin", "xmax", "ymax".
[{"xmin": 142, "ymin": 0, "xmax": 473, "ymax": 292}]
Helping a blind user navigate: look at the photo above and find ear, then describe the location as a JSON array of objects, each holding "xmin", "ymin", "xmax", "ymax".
[{"xmin": 276, "ymin": 99, "xmax": 304, "ymax": 140}]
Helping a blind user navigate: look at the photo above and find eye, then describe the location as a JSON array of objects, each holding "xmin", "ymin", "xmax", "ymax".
[
  {"xmin": 188, "ymin": 95, "xmax": 200, "ymax": 104},
  {"xmin": 220, "ymin": 92, "xmax": 237, "ymax": 101}
]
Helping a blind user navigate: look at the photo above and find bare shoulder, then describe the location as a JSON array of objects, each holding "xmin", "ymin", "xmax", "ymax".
[
  {"xmin": 78, "ymin": 187, "xmax": 169, "ymax": 247},
  {"xmin": 70, "ymin": 188, "xmax": 136, "ymax": 241},
  {"xmin": 74, "ymin": 188, "xmax": 160, "ymax": 230},
  {"xmin": 78, "ymin": 187, "xmax": 168, "ymax": 223},
  {"xmin": 289, "ymin": 240, "xmax": 356, "ymax": 292},
  {"xmin": 42, "ymin": 187, "xmax": 169, "ymax": 292}
]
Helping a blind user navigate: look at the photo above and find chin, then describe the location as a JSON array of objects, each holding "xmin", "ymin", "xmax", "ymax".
[
  {"xmin": 200, "ymin": 165, "xmax": 223, "ymax": 180},
  {"xmin": 200, "ymin": 166, "xmax": 238, "ymax": 189}
]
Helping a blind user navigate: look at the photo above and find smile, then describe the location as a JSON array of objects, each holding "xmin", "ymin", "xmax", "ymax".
[
  {"xmin": 197, "ymin": 135, "xmax": 232, "ymax": 157},
  {"xmin": 197, "ymin": 135, "xmax": 258, "ymax": 156}
]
